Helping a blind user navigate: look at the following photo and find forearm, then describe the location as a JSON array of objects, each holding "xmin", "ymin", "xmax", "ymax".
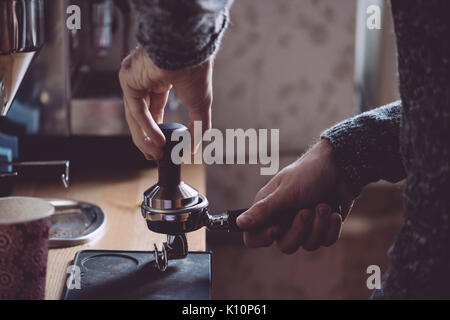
[
  {"xmin": 321, "ymin": 101, "xmax": 405, "ymax": 192},
  {"xmin": 133, "ymin": 0, "xmax": 233, "ymax": 70}
]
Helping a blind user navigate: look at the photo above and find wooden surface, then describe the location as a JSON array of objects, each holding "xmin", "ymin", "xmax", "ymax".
[{"xmin": 11, "ymin": 164, "xmax": 206, "ymax": 300}]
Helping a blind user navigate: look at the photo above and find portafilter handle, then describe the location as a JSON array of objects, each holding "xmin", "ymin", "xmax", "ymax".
[{"xmin": 157, "ymin": 123, "xmax": 188, "ymax": 187}]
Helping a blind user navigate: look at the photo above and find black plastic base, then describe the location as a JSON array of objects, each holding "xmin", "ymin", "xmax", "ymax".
[{"xmin": 64, "ymin": 250, "xmax": 211, "ymax": 300}]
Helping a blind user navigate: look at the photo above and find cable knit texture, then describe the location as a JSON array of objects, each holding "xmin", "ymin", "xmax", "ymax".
[{"xmin": 133, "ymin": 0, "xmax": 232, "ymax": 70}]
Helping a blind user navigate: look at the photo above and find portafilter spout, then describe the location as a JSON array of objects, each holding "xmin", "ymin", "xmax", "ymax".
[{"xmin": 141, "ymin": 123, "xmax": 246, "ymax": 235}]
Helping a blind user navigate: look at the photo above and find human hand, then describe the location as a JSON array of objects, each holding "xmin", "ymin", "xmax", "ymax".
[
  {"xmin": 236, "ymin": 139, "xmax": 359, "ymax": 253},
  {"xmin": 119, "ymin": 46, "xmax": 213, "ymax": 159}
]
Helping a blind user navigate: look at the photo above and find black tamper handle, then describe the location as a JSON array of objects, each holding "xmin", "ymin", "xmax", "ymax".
[
  {"xmin": 157, "ymin": 123, "xmax": 188, "ymax": 187},
  {"xmin": 226, "ymin": 209, "xmax": 248, "ymax": 232}
]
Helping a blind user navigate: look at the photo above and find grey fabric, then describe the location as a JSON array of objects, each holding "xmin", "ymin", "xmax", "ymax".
[
  {"xmin": 321, "ymin": 101, "xmax": 405, "ymax": 193},
  {"xmin": 378, "ymin": 0, "xmax": 450, "ymax": 299},
  {"xmin": 324, "ymin": 0, "xmax": 450, "ymax": 299},
  {"xmin": 133, "ymin": 0, "xmax": 232, "ymax": 70}
]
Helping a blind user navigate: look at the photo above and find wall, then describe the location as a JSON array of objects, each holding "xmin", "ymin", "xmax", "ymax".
[{"xmin": 208, "ymin": 0, "xmax": 357, "ymax": 213}]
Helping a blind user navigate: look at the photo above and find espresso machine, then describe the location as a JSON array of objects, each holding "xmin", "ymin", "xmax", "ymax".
[
  {"xmin": 0, "ymin": 0, "xmax": 44, "ymax": 117},
  {"xmin": 0, "ymin": 0, "xmax": 45, "ymax": 175},
  {"xmin": 1, "ymin": 0, "xmax": 186, "ymax": 174},
  {"xmin": 0, "ymin": 0, "xmax": 71, "ymax": 189}
]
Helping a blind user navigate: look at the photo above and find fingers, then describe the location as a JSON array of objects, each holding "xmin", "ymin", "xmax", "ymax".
[
  {"xmin": 124, "ymin": 94, "xmax": 166, "ymax": 148},
  {"xmin": 124, "ymin": 105, "xmax": 163, "ymax": 159},
  {"xmin": 277, "ymin": 204, "xmax": 342, "ymax": 254},
  {"xmin": 276, "ymin": 209, "xmax": 314, "ymax": 254},
  {"xmin": 242, "ymin": 206, "xmax": 342, "ymax": 251},
  {"xmin": 239, "ymin": 200, "xmax": 343, "ymax": 252},
  {"xmin": 237, "ymin": 189, "xmax": 287, "ymax": 230},
  {"xmin": 243, "ymin": 225, "xmax": 284, "ymax": 248},
  {"xmin": 119, "ymin": 47, "xmax": 169, "ymax": 158},
  {"xmin": 149, "ymin": 91, "xmax": 170, "ymax": 124},
  {"xmin": 302, "ymin": 204, "xmax": 332, "ymax": 251}
]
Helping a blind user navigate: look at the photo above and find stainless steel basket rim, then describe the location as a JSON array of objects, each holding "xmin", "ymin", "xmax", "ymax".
[{"xmin": 141, "ymin": 194, "xmax": 208, "ymax": 215}]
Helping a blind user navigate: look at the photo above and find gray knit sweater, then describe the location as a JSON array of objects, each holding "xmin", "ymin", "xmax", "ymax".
[
  {"xmin": 134, "ymin": 0, "xmax": 450, "ymax": 299},
  {"xmin": 329, "ymin": 0, "xmax": 450, "ymax": 299},
  {"xmin": 133, "ymin": 0, "xmax": 232, "ymax": 70},
  {"xmin": 321, "ymin": 101, "xmax": 405, "ymax": 192}
]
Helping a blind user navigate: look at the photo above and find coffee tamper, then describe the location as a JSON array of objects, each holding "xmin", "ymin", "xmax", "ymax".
[{"xmin": 141, "ymin": 123, "xmax": 246, "ymax": 270}]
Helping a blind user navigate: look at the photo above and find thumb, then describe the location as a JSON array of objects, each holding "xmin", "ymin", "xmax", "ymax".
[{"xmin": 237, "ymin": 189, "xmax": 288, "ymax": 230}]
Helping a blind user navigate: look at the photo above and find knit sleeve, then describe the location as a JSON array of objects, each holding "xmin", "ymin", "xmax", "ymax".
[
  {"xmin": 321, "ymin": 101, "xmax": 405, "ymax": 192},
  {"xmin": 133, "ymin": 0, "xmax": 233, "ymax": 70}
]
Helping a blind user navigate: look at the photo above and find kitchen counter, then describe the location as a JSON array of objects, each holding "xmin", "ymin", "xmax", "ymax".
[{"xmin": 11, "ymin": 164, "xmax": 206, "ymax": 300}]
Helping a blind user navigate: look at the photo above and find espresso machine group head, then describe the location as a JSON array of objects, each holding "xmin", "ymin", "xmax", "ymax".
[{"xmin": 141, "ymin": 123, "xmax": 245, "ymax": 235}]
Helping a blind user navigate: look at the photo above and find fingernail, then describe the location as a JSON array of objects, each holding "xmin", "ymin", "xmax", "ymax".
[{"xmin": 237, "ymin": 215, "xmax": 253, "ymax": 229}]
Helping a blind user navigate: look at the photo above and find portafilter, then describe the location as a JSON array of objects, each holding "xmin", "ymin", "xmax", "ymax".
[{"xmin": 141, "ymin": 123, "xmax": 246, "ymax": 235}]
